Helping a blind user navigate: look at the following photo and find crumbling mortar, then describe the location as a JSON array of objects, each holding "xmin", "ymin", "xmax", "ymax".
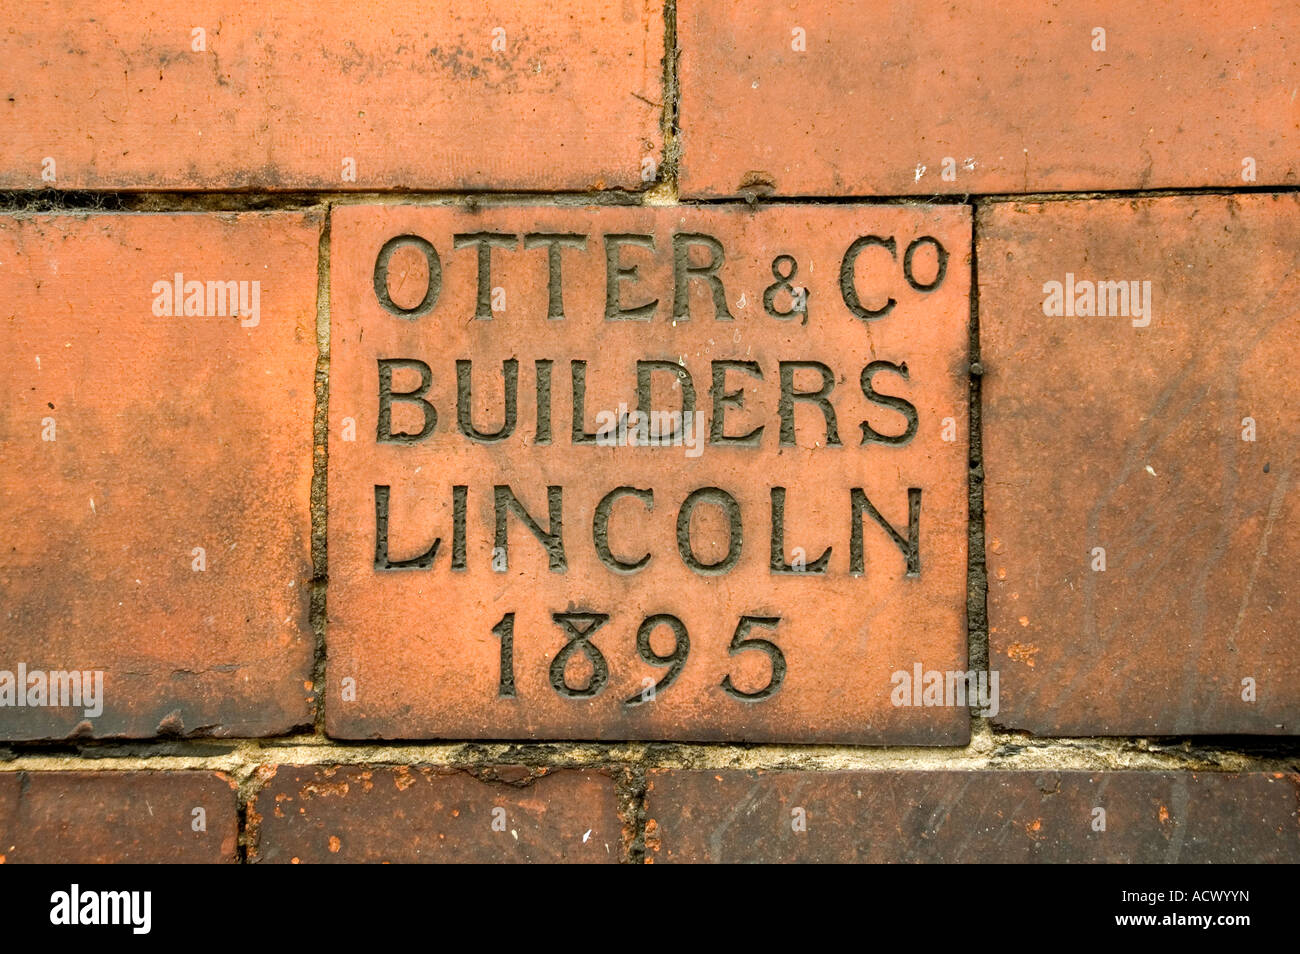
[
  {"xmin": 966, "ymin": 200, "xmax": 990, "ymax": 747},
  {"xmin": 0, "ymin": 189, "xmax": 661, "ymax": 214},
  {"xmin": 0, "ymin": 734, "xmax": 1293, "ymax": 776},
  {"xmin": 2, "ymin": 184, "xmax": 1296, "ymax": 215},
  {"xmin": 645, "ymin": 0, "xmax": 680, "ymax": 207},
  {"xmin": 616, "ymin": 763, "xmax": 648, "ymax": 864},
  {"xmin": 310, "ymin": 203, "xmax": 332, "ymax": 735}
]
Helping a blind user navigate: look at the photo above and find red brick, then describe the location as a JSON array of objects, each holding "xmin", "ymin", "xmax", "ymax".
[
  {"xmin": 981, "ymin": 193, "xmax": 1300, "ymax": 735},
  {"xmin": 0, "ymin": 771, "xmax": 238, "ymax": 863},
  {"xmin": 644, "ymin": 769, "xmax": 1300, "ymax": 863},
  {"xmin": 248, "ymin": 765, "xmax": 621, "ymax": 863},
  {"xmin": 678, "ymin": 1, "xmax": 1300, "ymax": 197},
  {"xmin": 326, "ymin": 203, "xmax": 971, "ymax": 742},
  {"xmin": 0, "ymin": 213, "xmax": 319, "ymax": 738},
  {"xmin": 0, "ymin": 3, "xmax": 663, "ymax": 192}
]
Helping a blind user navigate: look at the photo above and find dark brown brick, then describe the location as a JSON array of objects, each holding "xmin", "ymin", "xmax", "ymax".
[
  {"xmin": 981, "ymin": 193, "xmax": 1300, "ymax": 735},
  {"xmin": 0, "ymin": 771, "xmax": 238, "ymax": 863},
  {"xmin": 249, "ymin": 765, "xmax": 623, "ymax": 863},
  {"xmin": 644, "ymin": 769, "xmax": 1300, "ymax": 863}
]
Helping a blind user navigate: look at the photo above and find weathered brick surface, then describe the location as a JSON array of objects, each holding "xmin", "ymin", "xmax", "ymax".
[
  {"xmin": 0, "ymin": 213, "xmax": 319, "ymax": 738},
  {"xmin": 677, "ymin": 1, "xmax": 1300, "ymax": 197},
  {"xmin": 1, "ymin": 3, "xmax": 1295, "ymax": 871},
  {"xmin": 0, "ymin": 2, "xmax": 664, "ymax": 192},
  {"xmin": 0, "ymin": 771, "xmax": 238, "ymax": 863},
  {"xmin": 981, "ymin": 194, "xmax": 1300, "ymax": 735},
  {"xmin": 249, "ymin": 765, "xmax": 621, "ymax": 863},
  {"xmin": 326, "ymin": 203, "xmax": 970, "ymax": 743},
  {"xmin": 644, "ymin": 769, "xmax": 1300, "ymax": 863}
]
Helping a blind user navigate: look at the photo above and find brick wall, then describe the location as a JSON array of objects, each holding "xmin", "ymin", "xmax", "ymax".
[{"xmin": 0, "ymin": 1, "xmax": 1296, "ymax": 866}]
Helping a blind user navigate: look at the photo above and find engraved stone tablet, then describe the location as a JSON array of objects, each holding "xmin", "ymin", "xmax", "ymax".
[{"xmin": 328, "ymin": 204, "xmax": 971, "ymax": 742}]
